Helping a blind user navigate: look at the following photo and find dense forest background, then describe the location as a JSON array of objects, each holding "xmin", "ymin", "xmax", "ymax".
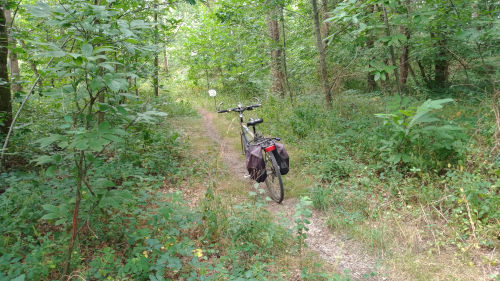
[{"xmin": 0, "ymin": 0, "xmax": 499, "ymax": 280}]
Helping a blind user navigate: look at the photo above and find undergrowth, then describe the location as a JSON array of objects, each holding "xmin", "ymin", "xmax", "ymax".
[
  {"xmin": 0, "ymin": 95, "xmax": 311, "ymax": 280},
  {"xmin": 199, "ymin": 89, "xmax": 500, "ymax": 268}
]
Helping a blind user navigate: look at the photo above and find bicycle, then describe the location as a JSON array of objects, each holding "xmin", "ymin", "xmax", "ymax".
[{"xmin": 217, "ymin": 101, "xmax": 284, "ymax": 203}]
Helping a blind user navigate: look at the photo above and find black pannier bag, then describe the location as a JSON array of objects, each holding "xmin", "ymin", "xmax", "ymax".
[
  {"xmin": 273, "ymin": 142, "xmax": 289, "ymax": 175},
  {"xmin": 246, "ymin": 144, "xmax": 267, "ymax": 182}
]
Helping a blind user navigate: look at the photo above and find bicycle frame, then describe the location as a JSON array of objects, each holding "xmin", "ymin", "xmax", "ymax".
[
  {"xmin": 216, "ymin": 101, "xmax": 284, "ymax": 203},
  {"xmin": 239, "ymin": 111, "xmax": 255, "ymax": 153}
]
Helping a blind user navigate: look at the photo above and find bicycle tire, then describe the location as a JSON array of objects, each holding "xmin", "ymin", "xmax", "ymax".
[{"xmin": 264, "ymin": 152, "xmax": 284, "ymax": 203}]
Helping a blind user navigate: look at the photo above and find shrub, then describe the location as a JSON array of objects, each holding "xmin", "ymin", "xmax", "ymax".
[{"xmin": 375, "ymin": 95, "xmax": 466, "ymax": 171}]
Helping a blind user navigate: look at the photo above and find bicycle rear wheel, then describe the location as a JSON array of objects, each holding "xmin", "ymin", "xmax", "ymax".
[{"xmin": 264, "ymin": 152, "xmax": 284, "ymax": 203}]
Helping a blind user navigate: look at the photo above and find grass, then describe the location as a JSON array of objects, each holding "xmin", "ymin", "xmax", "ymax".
[
  {"xmin": 172, "ymin": 86, "xmax": 500, "ymax": 280},
  {"xmin": 168, "ymin": 101, "xmax": 351, "ymax": 279}
]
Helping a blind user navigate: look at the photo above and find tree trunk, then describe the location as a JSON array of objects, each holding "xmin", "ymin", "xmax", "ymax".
[
  {"xmin": 311, "ymin": 0, "xmax": 331, "ymax": 106},
  {"xmin": 280, "ymin": 7, "xmax": 292, "ymax": 104},
  {"xmin": 399, "ymin": 0, "xmax": 412, "ymax": 89},
  {"xmin": 321, "ymin": 0, "xmax": 329, "ymax": 48},
  {"xmin": 163, "ymin": 47, "xmax": 168, "ymax": 73},
  {"xmin": 417, "ymin": 60, "xmax": 430, "ymax": 86},
  {"xmin": 366, "ymin": 4, "xmax": 376, "ymax": 91},
  {"xmin": 153, "ymin": 2, "xmax": 159, "ymax": 97},
  {"xmin": 4, "ymin": 10, "xmax": 20, "ymax": 94},
  {"xmin": 0, "ymin": 9, "xmax": 11, "ymax": 137},
  {"xmin": 382, "ymin": 4, "xmax": 401, "ymax": 95},
  {"xmin": 399, "ymin": 26, "xmax": 410, "ymax": 88},
  {"xmin": 266, "ymin": 7, "xmax": 285, "ymax": 98},
  {"xmin": 366, "ymin": 38, "xmax": 376, "ymax": 91},
  {"xmin": 434, "ymin": 37, "xmax": 449, "ymax": 88}
]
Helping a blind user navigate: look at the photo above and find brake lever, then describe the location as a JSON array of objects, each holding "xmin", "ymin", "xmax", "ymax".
[{"xmin": 217, "ymin": 102, "xmax": 223, "ymax": 112}]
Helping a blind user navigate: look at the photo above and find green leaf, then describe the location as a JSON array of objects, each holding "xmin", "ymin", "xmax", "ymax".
[
  {"xmin": 42, "ymin": 204, "xmax": 59, "ymax": 213},
  {"xmin": 43, "ymin": 50, "xmax": 66, "ymax": 57},
  {"xmin": 90, "ymin": 79, "xmax": 105, "ymax": 91},
  {"xmin": 41, "ymin": 213, "xmax": 60, "ymax": 220},
  {"xmin": 166, "ymin": 255, "xmax": 182, "ymax": 270},
  {"xmin": 72, "ymin": 138, "xmax": 89, "ymax": 150},
  {"xmin": 26, "ymin": 3, "xmax": 51, "ymax": 17},
  {"xmin": 88, "ymin": 138, "xmax": 110, "ymax": 151},
  {"xmin": 97, "ymin": 178, "xmax": 116, "ymax": 188},
  {"xmin": 37, "ymin": 134, "xmax": 65, "ymax": 148},
  {"xmin": 46, "ymin": 165, "xmax": 57, "ymax": 177},
  {"xmin": 98, "ymin": 121, "xmax": 112, "ymax": 133},
  {"xmin": 81, "ymin": 43, "xmax": 94, "ymax": 57},
  {"xmin": 11, "ymin": 274, "xmax": 25, "ymax": 281},
  {"xmin": 34, "ymin": 155, "xmax": 56, "ymax": 165},
  {"xmin": 407, "ymin": 98, "xmax": 454, "ymax": 130}
]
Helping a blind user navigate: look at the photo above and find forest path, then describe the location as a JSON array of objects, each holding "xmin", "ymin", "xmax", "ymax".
[{"xmin": 194, "ymin": 107, "xmax": 400, "ymax": 281}]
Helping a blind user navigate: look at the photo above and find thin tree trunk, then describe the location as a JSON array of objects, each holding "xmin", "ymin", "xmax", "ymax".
[
  {"xmin": 366, "ymin": 4, "xmax": 376, "ymax": 91},
  {"xmin": 19, "ymin": 39, "xmax": 43, "ymax": 89},
  {"xmin": 266, "ymin": 7, "xmax": 285, "ymax": 98},
  {"xmin": 153, "ymin": 2, "xmax": 159, "ymax": 97},
  {"xmin": 417, "ymin": 60, "xmax": 430, "ymax": 86},
  {"xmin": 399, "ymin": 25, "xmax": 410, "ymax": 88},
  {"xmin": 62, "ymin": 152, "xmax": 83, "ymax": 277},
  {"xmin": 311, "ymin": 0, "xmax": 331, "ymax": 106},
  {"xmin": 321, "ymin": 0, "xmax": 329, "ymax": 48},
  {"xmin": 366, "ymin": 38, "xmax": 376, "ymax": 91},
  {"xmin": 4, "ymin": 10, "xmax": 20, "ymax": 94},
  {"xmin": 163, "ymin": 47, "xmax": 168, "ymax": 73},
  {"xmin": 408, "ymin": 63, "xmax": 420, "ymax": 86},
  {"xmin": 205, "ymin": 68, "xmax": 210, "ymax": 92},
  {"xmin": 0, "ymin": 8, "xmax": 11, "ymax": 137},
  {"xmin": 434, "ymin": 36, "xmax": 449, "ymax": 88},
  {"xmin": 382, "ymin": 4, "xmax": 401, "ymax": 95},
  {"xmin": 280, "ymin": 7, "xmax": 292, "ymax": 104},
  {"xmin": 491, "ymin": 90, "xmax": 500, "ymax": 154},
  {"xmin": 399, "ymin": 0, "xmax": 411, "ymax": 89}
]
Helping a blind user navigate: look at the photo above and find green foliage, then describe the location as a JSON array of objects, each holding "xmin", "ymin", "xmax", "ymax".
[
  {"xmin": 317, "ymin": 158, "xmax": 352, "ymax": 182},
  {"xmin": 311, "ymin": 185, "xmax": 333, "ymax": 211},
  {"xmin": 301, "ymin": 263, "xmax": 351, "ymax": 281},
  {"xmin": 2, "ymin": 0, "xmax": 499, "ymax": 278},
  {"xmin": 290, "ymin": 103, "xmax": 322, "ymax": 138},
  {"xmin": 294, "ymin": 196, "xmax": 313, "ymax": 253},
  {"xmin": 375, "ymin": 95, "xmax": 465, "ymax": 170},
  {"xmin": 445, "ymin": 171, "xmax": 500, "ymax": 241}
]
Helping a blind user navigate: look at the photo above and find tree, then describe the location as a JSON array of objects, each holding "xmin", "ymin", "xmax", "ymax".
[
  {"xmin": 267, "ymin": 5, "xmax": 285, "ymax": 97},
  {"xmin": 399, "ymin": 0, "xmax": 411, "ymax": 88},
  {"xmin": 4, "ymin": 10, "xmax": 21, "ymax": 94},
  {"xmin": 0, "ymin": 7, "xmax": 11, "ymax": 138},
  {"xmin": 381, "ymin": 4, "xmax": 401, "ymax": 95},
  {"xmin": 433, "ymin": 35, "xmax": 450, "ymax": 88},
  {"xmin": 320, "ymin": 0, "xmax": 329, "ymax": 47},
  {"xmin": 154, "ymin": 1, "xmax": 159, "ymax": 97},
  {"xmin": 311, "ymin": 0, "xmax": 331, "ymax": 106}
]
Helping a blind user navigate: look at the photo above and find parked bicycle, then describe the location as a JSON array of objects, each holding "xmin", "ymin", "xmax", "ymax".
[{"xmin": 217, "ymin": 101, "xmax": 285, "ymax": 203}]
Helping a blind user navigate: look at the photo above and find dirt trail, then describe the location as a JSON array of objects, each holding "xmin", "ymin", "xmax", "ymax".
[
  {"xmin": 197, "ymin": 108, "xmax": 394, "ymax": 281},
  {"xmin": 199, "ymin": 108, "xmax": 247, "ymax": 179}
]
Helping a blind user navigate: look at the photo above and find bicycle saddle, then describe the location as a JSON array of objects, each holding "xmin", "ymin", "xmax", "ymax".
[{"xmin": 247, "ymin": 118, "xmax": 263, "ymax": 126}]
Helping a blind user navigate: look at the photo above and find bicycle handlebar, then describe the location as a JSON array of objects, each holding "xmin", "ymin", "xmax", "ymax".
[{"xmin": 217, "ymin": 104, "xmax": 261, "ymax": 114}]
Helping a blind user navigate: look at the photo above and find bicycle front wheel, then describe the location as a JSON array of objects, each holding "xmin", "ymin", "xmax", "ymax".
[{"xmin": 264, "ymin": 152, "xmax": 284, "ymax": 203}]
